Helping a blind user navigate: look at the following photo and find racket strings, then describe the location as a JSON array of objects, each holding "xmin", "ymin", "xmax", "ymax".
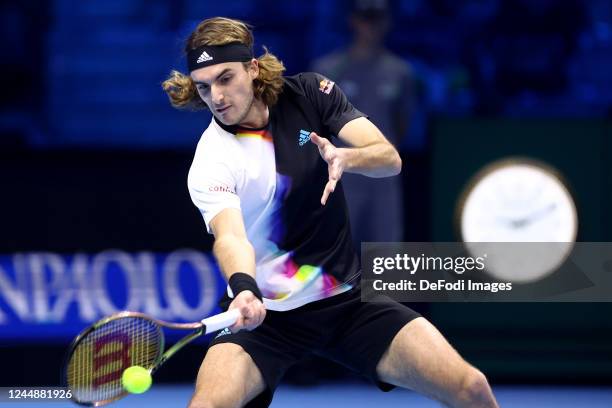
[{"xmin": 66, "ymin": 316, "xmax": 162, "ymax": 404}]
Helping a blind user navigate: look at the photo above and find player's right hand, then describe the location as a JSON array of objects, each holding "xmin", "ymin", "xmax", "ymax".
[{"xmin": 228, "ymin": 290, "xmax": 266, "ymax": 332}]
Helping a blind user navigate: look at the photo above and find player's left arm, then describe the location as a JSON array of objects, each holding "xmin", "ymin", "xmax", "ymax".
[
  {"xmin": 338, "ymin": 117, "xmax": 402, "ymax": 177},
  {"xmin": 310, "ymin": 117, "xmax": 401, "ymax": 205}
]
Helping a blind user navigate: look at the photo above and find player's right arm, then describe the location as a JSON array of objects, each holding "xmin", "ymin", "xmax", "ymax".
[{"xmin": 210, "ymin": 208, "xmax": 266, "ymax": 332}]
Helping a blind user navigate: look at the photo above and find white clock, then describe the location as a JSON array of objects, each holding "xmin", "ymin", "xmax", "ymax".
[{"xmin": 457, "ymin": 158, "xmax": 578, "ymax": 283}]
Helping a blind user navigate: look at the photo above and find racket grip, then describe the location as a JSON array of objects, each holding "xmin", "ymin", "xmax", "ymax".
[{"xmin": 202, "ymin": 309, "xmax": 241, "ymax": 334}]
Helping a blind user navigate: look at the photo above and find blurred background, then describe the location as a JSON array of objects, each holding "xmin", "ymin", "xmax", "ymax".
[{"xmin": 1, "ymin": 0, "xmax": 612, "ymax": 404}]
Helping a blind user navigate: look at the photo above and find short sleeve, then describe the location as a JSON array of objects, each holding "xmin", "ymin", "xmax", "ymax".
[
  {"xmin": 300, "ymin": 72, "xmax": 366, "ymax": 136},
  {"xmin": 188, "ymin": 160, "xmax": 241, "ymax": 234}
]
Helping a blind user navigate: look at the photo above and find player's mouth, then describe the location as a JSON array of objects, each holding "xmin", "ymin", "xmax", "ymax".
[{"xmin": 216, "ymin": 105, "xmax": 231, "ymax": 115}]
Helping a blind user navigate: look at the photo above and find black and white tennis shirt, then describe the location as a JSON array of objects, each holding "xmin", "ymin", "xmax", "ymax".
[{"xmin": 188, "ymin": 72, "xmax": 364, "ymax": 311}]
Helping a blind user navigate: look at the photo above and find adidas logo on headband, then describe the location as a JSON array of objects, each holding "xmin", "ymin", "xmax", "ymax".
[
  {"xmin": 196, "ymin": 51, "xmax": 213, "ymax": 63},
  {"xmin": 187, "ymin": 43, "xmax": 252, "ymax": 72}
]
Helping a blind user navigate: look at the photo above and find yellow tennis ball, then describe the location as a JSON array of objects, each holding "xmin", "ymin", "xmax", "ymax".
[{"xmin": 122, "ymin": 366, "xmax": 152, "ymax": 394}]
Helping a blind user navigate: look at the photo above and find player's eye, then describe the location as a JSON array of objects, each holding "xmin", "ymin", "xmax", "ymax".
[
  {"xmin": 220, "ymin": 75, "xmax": 232, "ymax": 84},
  {"xmin": 197, "ymin": 84, "xmax": 210, "ymax": 93}
]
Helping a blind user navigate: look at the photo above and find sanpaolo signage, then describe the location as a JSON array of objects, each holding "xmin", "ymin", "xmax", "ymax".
[{"xmin": 0, "ymin": 249, "xmax": 224, "ymax": 340}]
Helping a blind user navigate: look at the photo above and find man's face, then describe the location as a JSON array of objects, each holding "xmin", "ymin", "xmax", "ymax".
[
  {"xmin": 351, "ymin": 14, "xmax": 390, "ymax": 45},
  {"xmin": 191, "ymin": 60, "xmax": 258, "ymax": 126}
]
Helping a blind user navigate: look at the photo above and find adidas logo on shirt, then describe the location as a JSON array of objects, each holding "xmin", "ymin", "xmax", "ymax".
[
  {"xmin": 197, "ymin": 51, "xmax": 213, "ymax": 63},
  {"xmin": 298, "ymin": 129, "xmax": 311, "ymax": 146}
]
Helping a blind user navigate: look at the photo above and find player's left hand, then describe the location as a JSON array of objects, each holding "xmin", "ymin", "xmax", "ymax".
[{"xmin": 310, "ymin": 132, "xmax": 347, "ymax": 205}]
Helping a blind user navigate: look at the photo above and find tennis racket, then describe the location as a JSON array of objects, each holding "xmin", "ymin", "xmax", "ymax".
[{"xmin": 62, "ymin": 308, "xmax": 240, "ymax": 406}]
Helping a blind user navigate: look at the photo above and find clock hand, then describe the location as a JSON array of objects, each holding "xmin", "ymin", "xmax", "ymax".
[
  {"xmin": 511, "ymin": 203, "xmax": 557, "ymax": 228},
  {"xmin": 495, "ymin": 215, "xmax": 521, "ymax": 228}
]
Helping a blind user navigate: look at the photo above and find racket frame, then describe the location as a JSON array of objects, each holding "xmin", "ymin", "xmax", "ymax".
[{"xmin": 63, "ymin": 309, "xmax": 240, "ymax": 406}]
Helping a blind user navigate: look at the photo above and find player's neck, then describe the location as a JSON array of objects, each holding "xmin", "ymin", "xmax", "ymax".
[{"xmin": 237, "ymin": 98, "xmax": 269, "ymax": 129}]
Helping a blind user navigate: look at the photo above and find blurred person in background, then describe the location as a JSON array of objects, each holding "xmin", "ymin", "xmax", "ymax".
[
  {"xmin": 312, "ymin": 0, "xmax": 415, "ymax": 249},
  {"xmin": 466, "ymin": 0, "xmax": 587, "ymax": 114},
  {"xmin": 0, "ymin": 0, "xmax": 49, "ymax": 148}
]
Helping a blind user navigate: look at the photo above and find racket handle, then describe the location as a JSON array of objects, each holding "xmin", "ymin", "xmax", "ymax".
[{"xmin": 202, "ymin": 309, "xmax": 241, "ymax": 334}]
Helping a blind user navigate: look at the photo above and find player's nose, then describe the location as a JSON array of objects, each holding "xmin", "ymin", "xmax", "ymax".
[{"xmin": 211, "ymin": 84, "xmax": 224, "ymax": 105}]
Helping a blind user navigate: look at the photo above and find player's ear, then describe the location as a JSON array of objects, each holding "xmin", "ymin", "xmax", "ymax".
[{"xmin": 247, "ymin": 58, "xmax": 259, "ymax": 80}]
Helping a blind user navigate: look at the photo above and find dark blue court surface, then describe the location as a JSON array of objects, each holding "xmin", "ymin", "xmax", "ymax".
[{"xmin": 26, "ymin": 383, "xmax": 612, "ymax": 407}]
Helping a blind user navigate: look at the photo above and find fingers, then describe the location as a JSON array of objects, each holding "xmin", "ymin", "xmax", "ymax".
[
  {"xmin": 247, "ymin": 302, "xmax": 266, "ymax": 330},
  {"xmin": 240, "ymin": 301, "xmax": 265, "ymax": 331},
  {"xmin": 309, "ymin": 132, "xmax": 325, "ymax": 147},
  {"xmin": 229, "ymin": 318, "xmax": 244, "ymax": 333},
  {"xmin": 228, "ymin": 292, "xmax": 266, "ymax": 332},
  {"xmin": 321, "ymin": 158, "xmax": 343, "ymax": 205},
  {"xmin": 310, "ymin": 133, "xmax": 334, "ymax": 160},
  {"xmin": 329, "ymin": 161, "xmax": 342, "ymax": 181},
  {"xmin": 231, "ymin": 309, "xmax": 260, "ymax": 333},
  {"xmin": 320, "ymin": 179, "xmax": 337, "ymax": 205},
  {"xmin": 310, "ymin": 132, "xmax": 345, "ymax": 206}
]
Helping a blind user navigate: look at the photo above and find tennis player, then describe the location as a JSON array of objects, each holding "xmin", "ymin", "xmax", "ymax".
[{"xmin": 163, "ymin": 17, "xmax": 498, "ymax": 408}]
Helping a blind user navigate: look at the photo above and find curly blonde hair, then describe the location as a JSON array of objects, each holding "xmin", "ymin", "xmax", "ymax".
[{"xmin": 162, "ymin": 17, "xmax": 285, "ymax": 110}]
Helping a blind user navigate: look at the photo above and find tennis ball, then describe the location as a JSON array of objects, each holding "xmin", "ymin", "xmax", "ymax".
[{"xmin": 122, "ymin": 366, "xmax": 152, "ymax": 394}]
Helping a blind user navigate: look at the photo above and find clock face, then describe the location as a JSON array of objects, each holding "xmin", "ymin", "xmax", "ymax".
[{"xmin": 458, "ymin": 159, "xmax": 578, "ymax": 283}]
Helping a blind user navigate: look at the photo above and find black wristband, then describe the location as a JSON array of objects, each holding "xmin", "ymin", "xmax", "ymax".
[{"xmin": 228, "ymin": 273, "xmax": 263, "ymax": 301}]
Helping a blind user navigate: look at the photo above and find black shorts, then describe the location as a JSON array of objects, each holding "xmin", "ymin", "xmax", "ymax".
[{"xmin": 208, "ymin": 286, "xmax": 421, "ymax": 407}]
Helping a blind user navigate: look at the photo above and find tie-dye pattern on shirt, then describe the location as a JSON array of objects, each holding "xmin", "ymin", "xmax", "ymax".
[{"xmin": 232, "ymin": 126, "xmax": 353, "ymax": 311}]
